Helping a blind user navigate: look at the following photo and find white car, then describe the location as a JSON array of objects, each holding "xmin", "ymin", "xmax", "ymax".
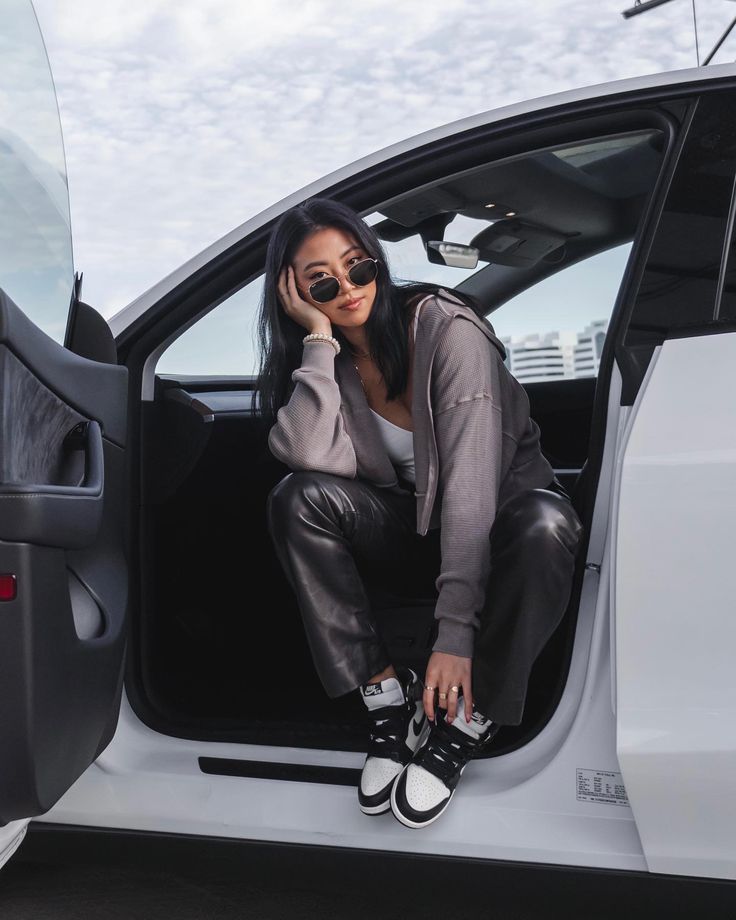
[{"xmin": 3, "ymin": 0, "xmax": 736, "ymax": 904}]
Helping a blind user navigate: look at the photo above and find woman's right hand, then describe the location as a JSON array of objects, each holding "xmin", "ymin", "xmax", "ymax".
[{"xmin": 277, "ymin": 265, "xmax": 332, "ymax": 335}]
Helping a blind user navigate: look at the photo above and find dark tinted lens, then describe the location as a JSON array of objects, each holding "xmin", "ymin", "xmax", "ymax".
[
  {"xmin": 348, "ymin": 259, "xmax": 378, "ymax": 286},
  {"xmin": 309, "ymin": 277, "xmax": 340, "ymax": 303}
]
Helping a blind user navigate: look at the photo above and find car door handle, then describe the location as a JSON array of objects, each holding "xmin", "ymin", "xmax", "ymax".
[
  {"xmin": 0, "ymin": 419, "xmax": 105, "ymax": 549},
  {"xmin": 62, "ymin": 420, "xmax": 104, "ymax": 491}
]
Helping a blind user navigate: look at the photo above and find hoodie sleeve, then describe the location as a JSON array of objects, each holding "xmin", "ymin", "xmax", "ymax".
[
  {"xmin": 267, "ymin": 340, "xmax": 358, "ymax": 477},
  {"xmin": 429, "ymin": 315, "xmax": 504, "ymax": 658}
]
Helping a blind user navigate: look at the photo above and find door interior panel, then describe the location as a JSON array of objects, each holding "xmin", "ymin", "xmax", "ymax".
[
  {"xmin": 0, "ymin": 345, "xmax": 86, "ymax": 486},
  {"xmin": 0, "ymin": 291, "xmax": 127, "ymax": 447},
  {"xmin": 137, "ymin": 372, "xmax": 594, "ymax": 753},
  {"xmin": 0, "ymin": 345, "xmax": 104, "ymax": 547},
  {"xmin": 0, "ymin": 288, "xmax": 129, "ymax": 826}
]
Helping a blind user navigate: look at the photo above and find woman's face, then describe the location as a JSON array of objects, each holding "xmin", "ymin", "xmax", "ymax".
[{"xmin": 291, "ymin": 226, "xmax": 377, "ymax": 329}]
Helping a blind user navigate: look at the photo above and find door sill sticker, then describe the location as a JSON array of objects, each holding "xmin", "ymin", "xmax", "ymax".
[{"xmin": 576, "ymin": 768, "xmax": 629, "ymax": 807}]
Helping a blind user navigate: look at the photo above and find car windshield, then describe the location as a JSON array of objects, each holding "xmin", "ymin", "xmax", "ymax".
[{"xmin": 366, "ymin": 129, "xmax": 662, "ymax": 294}]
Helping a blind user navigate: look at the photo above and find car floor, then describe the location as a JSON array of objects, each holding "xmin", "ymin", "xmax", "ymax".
[{"xmin": 0, "ymin": 826, "xmax": 734, "ymax": 920}]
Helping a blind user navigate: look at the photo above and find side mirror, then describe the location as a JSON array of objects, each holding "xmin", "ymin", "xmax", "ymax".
[{"xmin": 426, "ymin": 240, "xmax": 479, "ymax": 269}]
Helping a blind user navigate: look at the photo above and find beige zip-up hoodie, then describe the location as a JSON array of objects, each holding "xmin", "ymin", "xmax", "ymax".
[{"xmin": 268, "ymin": 287, "xmax": 554, "ymax": 658}]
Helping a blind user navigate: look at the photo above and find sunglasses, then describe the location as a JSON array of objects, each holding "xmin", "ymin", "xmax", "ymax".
[{"xmin": 298, "ymin": 257, "xmax": 379, "ymax": 304}]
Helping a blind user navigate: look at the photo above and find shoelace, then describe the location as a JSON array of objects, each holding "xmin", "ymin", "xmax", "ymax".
[
  {"xmin": 365, "ymin": 701, "xmax": 413, "ymax": 761},
  {"xmin": 413, "ymin": 714, "xmax": 483, "ymax": 786}
]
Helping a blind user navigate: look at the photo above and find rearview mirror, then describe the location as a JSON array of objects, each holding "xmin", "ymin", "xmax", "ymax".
[{"xmin": 426, "ymin": 240, "xmax": 479, "ymax": 269}]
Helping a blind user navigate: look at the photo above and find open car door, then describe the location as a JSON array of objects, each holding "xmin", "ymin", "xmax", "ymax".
[
  {"xmin": 612, "ymin": 87, "xmax": 736, "ymax": 881},
  {"xmin": 0, "ymin": 0, "xmax": 129, "ymax": 865}
]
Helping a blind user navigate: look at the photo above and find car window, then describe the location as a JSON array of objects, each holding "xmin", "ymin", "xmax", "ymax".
[
  {"xmin": 0, "ymin": 0, "xmax": 74, "ymax": 344},
  {"xmin": 157, "ymin": 276, "xmax": 264, "ymax": 376},
  {"xmin": 488, "ymin": 244, "xmax": 631, "ymax": 382}
]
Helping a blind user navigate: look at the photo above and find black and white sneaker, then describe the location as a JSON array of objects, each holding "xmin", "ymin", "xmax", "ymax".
[
  {"xmin": 358, "ymin": 666, "xmax": 430, "ymax": 815},
  {"xmin": 390, "ymin": 695, "xmax": 501, "ymax": 828}
]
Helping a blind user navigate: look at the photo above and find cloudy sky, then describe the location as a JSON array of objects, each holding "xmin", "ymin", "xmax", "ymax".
[{"xmin": 30, "ymin": 0, "xmax": 736, "ymax": 325}]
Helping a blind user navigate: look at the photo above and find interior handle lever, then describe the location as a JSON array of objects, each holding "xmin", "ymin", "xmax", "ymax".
[{"xmin": 63, "ymin": 420, "xmax": 91, "ymax": 452}]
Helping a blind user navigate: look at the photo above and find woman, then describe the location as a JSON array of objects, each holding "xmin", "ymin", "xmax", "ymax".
[{"xmin": 253, "ymin": 197, "xmax": 583, "ymax": 829}]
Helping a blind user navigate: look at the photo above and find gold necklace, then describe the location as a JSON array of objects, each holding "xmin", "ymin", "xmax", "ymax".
[{"xmin": 351, "ymin": 349, "xmax": 372, "ymax": 391}]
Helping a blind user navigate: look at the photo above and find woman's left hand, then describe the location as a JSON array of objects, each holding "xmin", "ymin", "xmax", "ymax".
[{"xmin": 423, "ymin": 651, "xmax": 473, "ymax": 724}]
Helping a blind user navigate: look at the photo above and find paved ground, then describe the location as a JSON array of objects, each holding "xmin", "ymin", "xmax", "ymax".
[
  {"xmin": 0, "ymin": 825, "xmax": 734, "ymax": 920},
  {"xmin": 2, "ymin": 858, "xmax": 431, "ymax": 920}
]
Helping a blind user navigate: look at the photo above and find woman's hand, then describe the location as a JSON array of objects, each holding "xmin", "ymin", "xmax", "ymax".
[
  {"xmin": 423, "ymin": 651, "xmax": 473, "ymax": 724},
  {"xmin": 277, "ymin": 264, "xmax": 332, "ymax": 335}
]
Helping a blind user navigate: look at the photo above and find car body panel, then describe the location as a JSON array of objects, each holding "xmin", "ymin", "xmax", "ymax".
[{"xmin": 614, "ymin": 332, "xmax": 736, "ymax": 879}]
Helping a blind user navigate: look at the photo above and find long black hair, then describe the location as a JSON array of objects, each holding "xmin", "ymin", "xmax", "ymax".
[{"xmin": 251, "ymin": 196, "xmax": 485, "ymax": 427}]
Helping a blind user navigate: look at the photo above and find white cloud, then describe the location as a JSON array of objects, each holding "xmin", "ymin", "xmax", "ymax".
[{"xmin": 29, "ymin": 0, "xmax": 736, "ymax": 316}]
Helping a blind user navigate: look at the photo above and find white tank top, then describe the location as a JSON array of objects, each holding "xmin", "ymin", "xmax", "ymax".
[
  {"xmin": 367, "ymin": 299, "xmax": 425, "ymax": 486},
  {"xmin": 369, "ymin": 408, "xmax": 415, "ymax": 483}
]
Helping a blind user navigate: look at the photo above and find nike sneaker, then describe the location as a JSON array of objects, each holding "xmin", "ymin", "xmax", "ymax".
[
  {"xmin": 358, "ymin": 666, "xmax": 430, "ymax": 815},
  {"xmin": 390, "ymin": 694, "xmax": 501, "ymax": 828}
]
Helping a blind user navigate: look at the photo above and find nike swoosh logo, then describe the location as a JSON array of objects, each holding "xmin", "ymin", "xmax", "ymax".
[{"xmin": 411, "ymin": 715, "xmax": 425, "ymax": 737}]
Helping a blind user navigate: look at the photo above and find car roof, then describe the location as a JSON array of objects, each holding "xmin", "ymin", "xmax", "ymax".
[{"xmin": 108, "ymin": 62, "xmax": 736, "ymax": 339}]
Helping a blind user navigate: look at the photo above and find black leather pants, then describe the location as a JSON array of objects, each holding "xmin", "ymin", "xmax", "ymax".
[{"xmin": 266, "ymin": 471, "xmax": 584, "ymax": 726}]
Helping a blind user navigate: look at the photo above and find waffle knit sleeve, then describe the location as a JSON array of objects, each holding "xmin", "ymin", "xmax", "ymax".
[
  {"xmin": 430, "ymin": 316, "xmax": 504, "ymax": 658},
  {"xmin": 267, "ymin": 340, "xmax": 357, "ymax": 477}
]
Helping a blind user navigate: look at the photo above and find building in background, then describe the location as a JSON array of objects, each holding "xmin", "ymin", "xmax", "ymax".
[
  {"xmin": 500, "ymin": 319, "xmax": 608, "ymax": 382},
  {"xmin": 573, "ymin": 320, "xmax": 608, "ymax": 377}
]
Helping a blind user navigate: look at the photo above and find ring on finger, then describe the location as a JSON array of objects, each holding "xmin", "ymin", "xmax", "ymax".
[
  {"xmin": 424, "ymin": 685, "xmax": 436, "ymax": 692},
  {"xmin": 438, "ymin": 691, "xmax": 447, "ymax": 700},
  {"xmin": 449, "ymin": 685, "xmax": 459, "ymax": 693}
]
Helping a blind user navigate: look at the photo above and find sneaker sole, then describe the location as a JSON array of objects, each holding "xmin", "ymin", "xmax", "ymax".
[{"xmin": 359, "ymin": 797, "xmax": 393, "ymax": 816}]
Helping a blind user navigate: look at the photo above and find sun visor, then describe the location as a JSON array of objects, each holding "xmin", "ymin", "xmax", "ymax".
[{"xmin": 471, "ymin": 219, "xmax": 569, "ymax": 267}]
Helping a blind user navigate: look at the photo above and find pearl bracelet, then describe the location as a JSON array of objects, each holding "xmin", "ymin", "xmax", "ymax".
[{"xmin": 302, "ymin": 332, "xmax": 341, "ymax": 354}]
